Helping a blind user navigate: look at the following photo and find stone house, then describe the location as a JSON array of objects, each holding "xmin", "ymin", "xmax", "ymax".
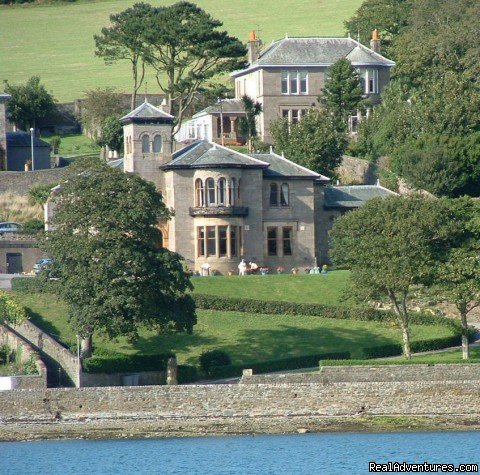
[
  {"xmin": 179, "ymin": 30, "xmax": 395, "ymax": 144},
  {"xmin": 5, "ymin": 132, "xmax": 51, "ymax": 171}
]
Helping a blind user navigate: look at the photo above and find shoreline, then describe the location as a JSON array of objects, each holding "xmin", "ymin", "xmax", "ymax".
[{"xmin": 2, "ymin": 415, "xmax": 480, "ymax": 442}]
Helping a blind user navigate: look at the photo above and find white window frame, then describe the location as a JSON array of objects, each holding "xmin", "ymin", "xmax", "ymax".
[{"xmin": 281, "ymin": 70, "xmax": 308, "ymax": 95}]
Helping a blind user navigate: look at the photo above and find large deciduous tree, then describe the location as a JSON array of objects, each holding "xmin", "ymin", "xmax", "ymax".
[
  {"xmin": 142, "ymin": 1, "xmax": 246, "ymax": 136},
  {"xmin": 94, "ymin": 2, "xmax": 154, "ymax": 110},
  {"xmin": 270, "ymin": 109, "xmax": 346, "ymax": 177},
  {"xmin": 330, "ymin": 195, "xmax": 459, "ymax": 358},
  {"xmin": 43, "ymin": 160, "xmax": 196, "ymax": 357},
  {"xmin": 320, "ymin": 58, "xmax": 365, "ymax": 127},
  {"xmin": 4, "ymin": 76, "xmax": 56, "ymax": 131}
]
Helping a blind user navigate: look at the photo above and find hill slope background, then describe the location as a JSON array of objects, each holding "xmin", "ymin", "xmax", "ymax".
[{"xmin": 0, "ymin": 0, "xmax": 362, "ymax": 102}]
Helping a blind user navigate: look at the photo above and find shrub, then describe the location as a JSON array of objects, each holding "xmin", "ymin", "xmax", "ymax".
[
  {"xmin": 21, "ymin": 218, "xmax": 44, "ymax": 235},
  {"xmin": 207, "ymin": 351, "xmax": 350, "ymax": 379},
  {"xmin": 11, "ymin": 277, "xmax": 44, "ymax": 293},
  {"xmin": 177, "ymin": 365, "xmax": 199, "ymax": 384},
  {"xmin": 82, "ymin": 352, "xmax": 174, "ymax": 374},
  {"xmin": 0, "ymin": 291, "xmax": 28, "ymax": 325},
  {"xmin": 199, "ymin": 349, "xmax": 232, "ymax": 376}
]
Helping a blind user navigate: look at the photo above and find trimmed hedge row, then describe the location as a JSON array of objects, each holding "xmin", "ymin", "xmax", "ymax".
[
  {"xmin": 207, "ymin": 351, "xmax": 351, "ymax": 379},
  {"xmin": 82, "ymin": 352, "xmax": 174, "ymax": 374},
  {"xmin": 177, "ymin": 365, "xmax": 199, "ymax": 384},
  {"xmin": 11, "ymin": 277, "xmax": 44, "ymax": 293},
  {"xmin": 193, "ymin": 294, "xmax": 461, "ymax": 329}
]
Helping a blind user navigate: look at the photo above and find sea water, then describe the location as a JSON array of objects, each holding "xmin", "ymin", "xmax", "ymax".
[{"xmin": 1, "ymin": 431, "xmax": 479, "ymax": 475}]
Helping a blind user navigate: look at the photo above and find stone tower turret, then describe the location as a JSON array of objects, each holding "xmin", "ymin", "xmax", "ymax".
[{"xmin": 120, "ymin": 100, "xmax": 174, "ymax": 191}]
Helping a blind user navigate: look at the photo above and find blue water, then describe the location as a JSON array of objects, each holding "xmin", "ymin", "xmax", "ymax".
[{"xmin": 1, "ymin": 431, "xmax": 479, "ymax": 475}]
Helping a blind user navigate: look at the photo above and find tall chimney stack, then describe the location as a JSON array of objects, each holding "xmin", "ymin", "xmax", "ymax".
[
  {"xmin": 247, "ymin": 31, "xmax": 261, "ymax": 65},
  {"xmin": 370, "ymin": 29, "xmax": 380, "ymax": 53}
]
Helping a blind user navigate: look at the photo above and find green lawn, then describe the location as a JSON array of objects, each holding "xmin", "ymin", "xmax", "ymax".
[
  {"xmin": 0, "ymin": 0, "xmax": 362, "ymax": 101},
  {"xmin": 192, "ymin": 272, "xmax": 352, "ymax": 306},
  {"xmin": 42, "ymin": 133, "xmax": 100, "ymax": 158},
  {"xmin": 14, "ymin": 290, "xmax": 457, "ymax": 366}
]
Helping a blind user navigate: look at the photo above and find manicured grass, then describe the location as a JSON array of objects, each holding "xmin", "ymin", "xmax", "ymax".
[
  {"xmin": 192, "ymin": 271, "xmax": 352, "ymax": 306},
  {"xmin": 14, "ymin": 291, "xmax": 457, "ymax": 366},
  {"xmin": 0, "ymin": 0, "xmax": 362, "ymax": 102},
  {"xmin": 42, "ymin": 133, "xmax": 100, "ymax": 157}
]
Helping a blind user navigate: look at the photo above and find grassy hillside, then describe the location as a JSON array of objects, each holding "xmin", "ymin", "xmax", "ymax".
[{"xmin": 0, "ymin": 0, "xmax": 362, "ymax": 102}]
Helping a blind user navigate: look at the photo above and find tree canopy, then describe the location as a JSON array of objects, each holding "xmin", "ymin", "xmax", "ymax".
[
  {"xmin": 4, "ymin": 76, "xmax": 56, "ymax": 131},
  {"xmin": 238, "ymin": 95, "xmax": 262, "ymax": 152},
  {"xmin": 270, "ymin": 109, "xmax": 347, "ymax": 177},
  {"xmin": 43, "ymin": 159, "xmax": 196, "ymax": 356}
]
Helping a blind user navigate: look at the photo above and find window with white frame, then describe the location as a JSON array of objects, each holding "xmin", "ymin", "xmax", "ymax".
[
  {"xmin": 281, "ymin": 109, "xmax": 308, "ymax": 124},
  {"xmin": 197, "ymin": 225, "xmax": 242, "ymax": 257},
  {"xmin": 281, "ymin": 70, "xmax": 308, "ymax": 95},
  {"xmin": 359, "ymin": 69, "xmax": 379, "ymax": 94}
]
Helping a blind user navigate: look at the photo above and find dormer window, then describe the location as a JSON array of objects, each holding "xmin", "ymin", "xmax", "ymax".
[{"xmin": 281, "ymin": 70, "xmax": 308, "ymax": 95}]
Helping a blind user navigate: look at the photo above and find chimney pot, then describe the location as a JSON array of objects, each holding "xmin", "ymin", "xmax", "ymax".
[
  {"xmin": 249, "ymin": 31, "xmax": 256, "ymax": 42},
  {"xmin": 370, "ymin": 29, "xmax": 381, "ymax": 53}
]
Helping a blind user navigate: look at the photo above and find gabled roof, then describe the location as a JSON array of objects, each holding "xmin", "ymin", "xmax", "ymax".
[
  {"xmin": 324, "ymin": 185, "xmax": 397, "ymax": 209},
  {"xmin": 249, "ymin": 150, "xmax": 329, "ymax": 182},
  {"xmin": 6, "ymin": 132, "xmax": 50, "ymax": 148},
  {"xmin": 162, "ymin": 141, "xmax": 270, "ymax": 170},
  {"xmin": 193, "ymin": 99, "xmax": 245, "ymax": 119},
  {"xmin": 120, "ymin": 100, "xmax": 174, "ymax": 124},
  {"xmin": 231, "ymin": 37, "xmax": 395, "ymax": 77}
]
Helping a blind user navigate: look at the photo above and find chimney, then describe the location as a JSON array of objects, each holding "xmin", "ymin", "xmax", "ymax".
[
  {"xmin": 247, "ymin": 31, "xmax": 261, "ymax": 65},
  {"xmin": 370, "ymin": 29, "xmax": 380, "ymax": 53}
]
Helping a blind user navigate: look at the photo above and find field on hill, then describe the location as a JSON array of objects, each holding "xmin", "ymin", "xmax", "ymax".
[{"xmin": 0, "ymin": 0, "xmax": 362, "ymax": 102}]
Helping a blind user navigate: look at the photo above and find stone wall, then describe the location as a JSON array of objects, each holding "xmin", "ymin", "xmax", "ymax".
[
  {"xmin": 80, "ymin": 370, "xmax": 167, "ymax": 388},
  {"xmin": 1, "ymin": 378, "xmax": 480, "ymax": 425},
  {"xmin": 0, "ymin": 168, "xmax": 68, "ymax": 195},
  {"xmin": 336, "ymin": 155, "xmax": 377, "ymax": 185},
  {"xmin": 0, "ymin": 240, "xmax": 46, "ymax": 273}
]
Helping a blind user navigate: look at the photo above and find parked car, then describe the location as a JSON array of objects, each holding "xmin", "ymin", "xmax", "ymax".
[
  {"xmin": 0, "ymin": 222, "xmax": 22, "ymax": 235},
  {"xmin": 34, "ymin": 258, "xmax": 54, "ymax": 275}
]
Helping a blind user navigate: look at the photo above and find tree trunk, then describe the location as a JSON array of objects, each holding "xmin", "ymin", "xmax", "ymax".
[
  {"xmin": 81, "ymin": 334, "xmax": 93, "ymax": 359},
  {"xmin": 388, "ymin": 290, "xmax": 411, "ymax": 359},
  {"xmin": 460, "ymin": 310, "xmax": 469, "ymax": 360}
]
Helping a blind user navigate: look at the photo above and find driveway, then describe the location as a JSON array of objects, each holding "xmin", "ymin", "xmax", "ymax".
[{"xmin": 0, "ymin": 273, "xmax": 22, "ymax": 291}]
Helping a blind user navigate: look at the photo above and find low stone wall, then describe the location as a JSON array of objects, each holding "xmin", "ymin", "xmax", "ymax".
[
  {"xmin": 240, "ymin": 364, "xmax": 480, "ymax": 385},
  {"xmin": 0, "ymin": 324, "xmax": 47, "ymax": 389},
  {"xmin": 0, "ymin": 168, "xmax": 68, "ymax": 195},
  {"xmin": 80, "ymin": 370, "xmax": 166, "ymax": 388}
]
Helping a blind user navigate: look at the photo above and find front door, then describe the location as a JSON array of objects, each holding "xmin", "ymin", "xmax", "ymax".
[{"xmin": 6, "ymin": 253, "xmax": 23, "ymax": 274}]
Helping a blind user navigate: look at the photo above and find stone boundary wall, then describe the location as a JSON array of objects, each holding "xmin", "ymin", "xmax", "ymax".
[
  {"xmin": 0, "ymin": 168, "xmax": 68, "ymax": 195},
  {"xmin": 0, "ymin": 379, "xmax": 479, "ymax": 425},
  {"xmin": 240, "ymin": 364, "xmax": 480, "ymax": 385},
  {"xmin": 80, "ymin": 370, "xmax": 167, "ymax": 388},
  {"xmin": 0, "ymin": 324, "xmax": 47, "ymax": 389},
  {"xmin": 11, "ymin": 321, "xmax": 79, "ymax": 386},
  {"xmin": 337, "ymin": 155, "xmax": 377, "ymax": 185}
]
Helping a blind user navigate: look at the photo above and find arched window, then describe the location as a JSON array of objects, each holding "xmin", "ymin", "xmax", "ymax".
[
  {"xmin": 153, "ymin": 135, "xmax": 162, "ymax": 153},
  {"xmin": 280, "ymin": 183, "xmax": 289, "ymax": 206},
  {"xmin": 229, "ymin": 178, "xmax": 236, "ymax": 206},
  {"xmin": 206, "ymin": 178, "xmax": 215, "ymax": 206},
  {"xmin": 217, "ymin": 178, "xmax": 227, "ymax": 206},
  {"xmin": 195, "ymin": 179, "xmax": 204, "ymax": 207},
  {"xmin": 141, "ymin": 135, "xmax": 150, "ymax": 153},
  {"xmin": 270, "ymin": 183, "xmax": 279, "ymax": 206}
]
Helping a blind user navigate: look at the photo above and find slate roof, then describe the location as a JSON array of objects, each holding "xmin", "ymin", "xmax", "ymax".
[
  {"xmin": 249, "ymin": 151, "xmax": 329, "ymax": 182},
  {"xmin": 231, "ymin": 37, "xmax": 395, "ymax": 77},
  {"xmin": 193, "ymin": 99, "xmax": 245, "ymax": 118},
  {"xmin": 6, "ymin": 132, "xmax": 50, "ymax": 148},
  {"xmin": 120, "ymin": 100, "xmax": 174, "ymax": 124},
  {"xmin": 324, "ymin": 185, "xmax": 396, "ymax": 209},
  {"xmin": 107, "ymin": 158, "xmax": 124, "ymax": 169},
  {"xmin": 162, "ymin": 141, "xmax": 270, "ymax": 170}
]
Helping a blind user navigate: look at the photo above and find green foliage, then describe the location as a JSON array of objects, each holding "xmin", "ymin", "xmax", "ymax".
[
  {"xmin": 42, "ymin": 160, "xmax": 196, "ymax": 351},
  {"xmin": 50, "ymin": 135, "xmax": 61, "ymax": 154},
  {"xmin": 97, "ymin": 116, "xmax": 124, "ymax": 152},
  {"xmin": 320, "ymin": 58, "xmax": 365, "ymax": 124},
  {"xmin": 208, "ymin": 351, "xmax": 351, "ymax": 379},
  {"xmin": 21, "ymin": 354, "xmax": 39, "ymax": 375},
  {"xmin": 376, "ymin": 168, "xmax": 398, "ymax": 192},
  {"xmin": 344, "ymin": 0, "xmax": 411, "ymax": 59},
  {"xmin": 11, "ymin": 277, "xmax": 44, "ymax": 293},
  {"xmin": 270, "ymin": 109, "xmax": 347, "ymax": 177},
  {"xmin": 21, "ymin": 218, "xmax": 44, "ymax": 235},
  {"xmin": 4, "ymin": 76, "xmax": 56, "ymax": 130},
  {"xmin": 0, "ymin": 344, "xmax": 14, "ymax": 365},
  {"xmin": 238, "ymin": 95, "xmax": 262, "ymax": 151},
  {"xmin": 82, "ymin": 352, "xmax": 174, "ymax": 374},
  {"xmin": 199, "ymin": 349, "xmax": 231, "ymax": 376},
  {"xmin": 28, "ymin": 183, "xmax": 58, "ymax": 206},
  {"xmin": 177, "ymin": 364, "xmax": 199, "ymax": 383},
  {"xmin": 0, "ymin": 291, "xmax": 28, "ymax": 325}
]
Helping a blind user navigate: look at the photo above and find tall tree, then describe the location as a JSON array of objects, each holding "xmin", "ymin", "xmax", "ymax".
[
  {"xmin": 142, "ymin": 1, "xmax": 246, "ymax": 137},
  {"xmin": 320, "ymin": 58, "xmax": 365, "ymax": 126},
  {"xmin": 270, "ymin": 109, "xmax": 346, "ymax": 177},
  {"xmin": 4, "ymin": 76, "xmax": 56, "ymax": 131},
  {"xmin": 330, "ymin": 195, "xmax": 459, "ymax": 358},
  {"xmin": 94, "ymin": 2, "xmax": 153, "ymax": 110},
  {"xmin": 97, "ymin": 116, "xmax": 124, "ymax": 153},
  {"xmin": 43, "ymin": 160, "xmax": 196, "ymax": 357},
  {"xmin": 238, "ymin": 95, "xmax": 262, "ymax": 152}
]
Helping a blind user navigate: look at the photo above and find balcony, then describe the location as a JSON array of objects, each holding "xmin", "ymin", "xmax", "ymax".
[{"xmin": 189, "ymin": 206, "xmax": 249, "ymax": 217}]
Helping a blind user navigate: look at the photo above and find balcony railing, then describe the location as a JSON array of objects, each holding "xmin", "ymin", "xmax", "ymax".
[{"xmin": 189, "ymin": 206, "xmax": 248, "ymax": 217}]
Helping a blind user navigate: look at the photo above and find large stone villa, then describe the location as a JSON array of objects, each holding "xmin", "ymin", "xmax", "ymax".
[{"xmin": 177, "ymin": 30, "xmax": 395, "ymax": 144}]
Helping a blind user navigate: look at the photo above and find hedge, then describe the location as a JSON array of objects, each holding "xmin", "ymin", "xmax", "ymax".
[
  {"xmin": 11, "ymin": 277, "xmax": 44, "ymax": 293},
  {"xmin": 193, "ymin": 294, "xmax": 462, "ymax": 329},
  {"xmin": 82, "ymin": 352, "xmax": 174, "ymax": 374},
  {"xmin": 207, "ymin": 351, "xmax": 351, "ymax": 379},
  {"xmin": 177, "ymin": 365, "xmax": 199, "ymax": 384}
]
